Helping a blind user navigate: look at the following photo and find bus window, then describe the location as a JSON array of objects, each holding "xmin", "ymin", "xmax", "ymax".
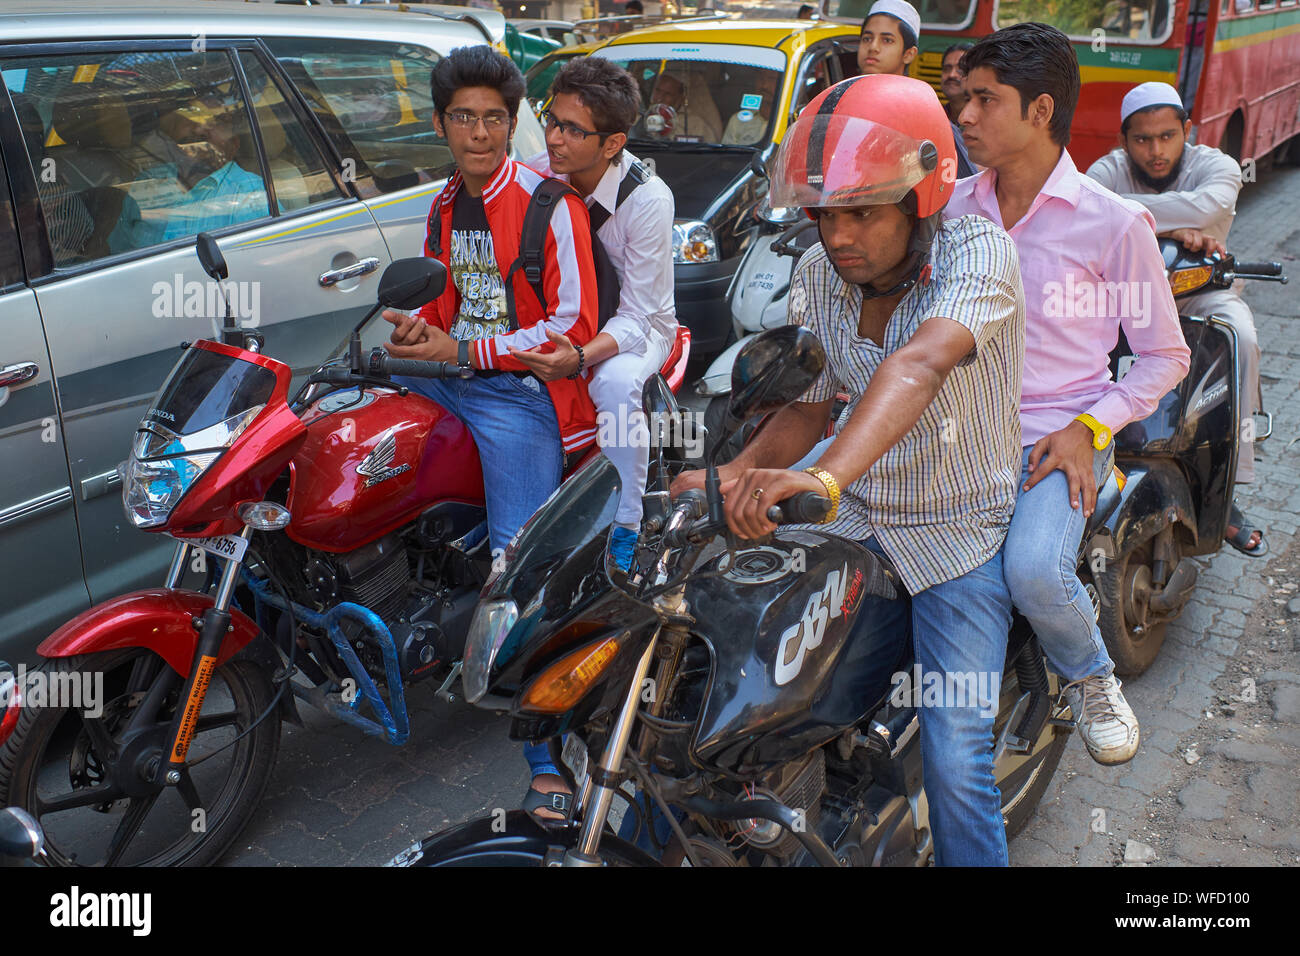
[
  {"xmin": 997, "ymin": 0, "xmax": 1173, "ymax": 42},
  {"xmin": 826, "ymin": 0, "xmax": 974, "ymax": 27}
]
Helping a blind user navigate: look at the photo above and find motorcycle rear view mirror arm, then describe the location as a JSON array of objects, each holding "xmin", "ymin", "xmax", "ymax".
[
  {"xmin": 195, "ymin": 233, "xmax": 244, "ymax": 348},
  {"xmin": 344, "ymin": 258, "xmax": 449, "ymax": 374}
]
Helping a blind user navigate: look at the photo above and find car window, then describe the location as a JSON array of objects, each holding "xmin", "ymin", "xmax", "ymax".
[
  {"xmin": 265, "ymin": 37, "xmax": 453, "ymax": 199},
  {"xmin": 796, "ymin": 50, "xmax": 837, "ymax": 114},
  {"xmin": 597, "ymin": 45, "xmax": 788, "ymax": 148},
  {"xmin": 1, "ymin": 50, "xmax": 274, "ymax": 269},
  {"xmin": 235, "ymin": 52, "xmax": 345, "ymax": 213}
]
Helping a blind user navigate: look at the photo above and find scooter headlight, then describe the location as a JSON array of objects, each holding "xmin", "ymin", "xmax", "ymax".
[
  {"xmin": 120, "ymin": 406, "xmax": 263, "ymax": 530},
  {"xmin": 462, "ymin": 599, "xmax": 519, "ymax": 704}
]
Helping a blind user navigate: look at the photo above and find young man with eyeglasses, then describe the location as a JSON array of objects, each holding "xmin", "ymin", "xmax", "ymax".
[
  {"xmin": 382, "ymin": 45, "xmax": 599, "ymax": 560},
  {"xmin": 506, "ymin": 55, "xmax": 678, "ymax": 823}
]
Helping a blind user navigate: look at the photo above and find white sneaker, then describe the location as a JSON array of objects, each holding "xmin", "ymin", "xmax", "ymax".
[{"xmin": 1062, "ymin": 674, "xmax": 1140, "ymax": 766}]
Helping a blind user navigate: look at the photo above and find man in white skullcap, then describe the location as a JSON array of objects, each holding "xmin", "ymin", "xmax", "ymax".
[
  {"xmin": 856, "ymin": 0, "xmax": 975, "ymax": 177},
  {"xmin": 1087, "ymin": 82, "xmax": 1266, "ymax": 556}
]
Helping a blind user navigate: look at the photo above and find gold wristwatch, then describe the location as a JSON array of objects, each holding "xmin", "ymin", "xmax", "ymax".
[
  {"xmin": 803, "ymin": 467, "xmax": 840, "ymax": 524},
  {"xmin": 1074, "ymin": 413, "xmax": 1112, "ymax": 450}
]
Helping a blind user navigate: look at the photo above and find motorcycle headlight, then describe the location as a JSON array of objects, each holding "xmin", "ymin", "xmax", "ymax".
[
  {"xmin": 120, "ymin": 406, "xmax": 263, "ymax": 530},
  {"xmin": 462, "ymin": 599, "xmax": 519, "ymax": 704},
  {"xmin": 673, "ymin": 220, "xmax": 719, "ymax": 264}
]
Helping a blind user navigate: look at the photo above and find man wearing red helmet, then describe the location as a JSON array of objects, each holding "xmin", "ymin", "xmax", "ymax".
[
  {"xmin": 947, "ymin": 24, "xmax": 1190, "ymax": 766},
  {"xmin": 674, "ymin": 72, "xmax": 1026, "ymax": 865}
]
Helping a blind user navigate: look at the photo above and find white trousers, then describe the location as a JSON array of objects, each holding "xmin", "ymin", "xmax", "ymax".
[
  {"xmin": 588, "ymin": 327, "xmax": 673, "ymax": 528},
  {"xmin": 1181, "ymin": 287, "xmax": 1260, "ymax": 483}
]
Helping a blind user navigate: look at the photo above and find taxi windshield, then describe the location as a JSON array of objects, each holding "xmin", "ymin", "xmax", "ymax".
[{"xmin": 595, "ymin": 43, "xmax": 787, "ymax": 149}]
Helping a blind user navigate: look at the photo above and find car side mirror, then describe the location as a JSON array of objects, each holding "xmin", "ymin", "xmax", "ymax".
[{"xmin": 378, "ymin": 258, "xmax": 448, "ymax": 311}]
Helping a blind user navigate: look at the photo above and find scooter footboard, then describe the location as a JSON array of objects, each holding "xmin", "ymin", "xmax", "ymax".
[{"xmin": 35, "ymin": 588, "xmax": 261, "ymax": 678}]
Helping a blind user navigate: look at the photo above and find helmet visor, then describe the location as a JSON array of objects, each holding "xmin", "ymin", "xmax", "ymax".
[{"xmin": 769, "ymin": 113, "xmax": 934, "ymax": 210}]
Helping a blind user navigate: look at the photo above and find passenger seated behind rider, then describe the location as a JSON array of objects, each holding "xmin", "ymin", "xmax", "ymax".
[
  {"xmin": 380, "ymin": 45, "xmax": 599, "ymax": 560},
  {"xmin": 514, "ymin": 55, "xmax": 678, "ymax": 824}
]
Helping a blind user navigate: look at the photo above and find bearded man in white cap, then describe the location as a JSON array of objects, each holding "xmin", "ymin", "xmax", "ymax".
[
  {"xmin": 856, "ymin": 0, "xmax": 974, "ymax": 177},
  {"xmin": 1087, "ymin": 82, "xmax": 1266, "ymax": 557}
]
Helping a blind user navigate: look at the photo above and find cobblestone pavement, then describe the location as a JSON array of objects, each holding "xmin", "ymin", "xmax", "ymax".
[{"xmin": 221, "ymin": 161, "xmax": 1300, "ymax": 868}]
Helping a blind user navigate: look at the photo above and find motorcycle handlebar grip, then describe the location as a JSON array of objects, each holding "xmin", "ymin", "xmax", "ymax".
[
  {"xmin": 766, "ymin": 492, "xmax": 831, "ymax": 525},
  {"xmin": 1234, "ymin": 261, "xmax": 1283, "ymax": 276},
  {"xmin": 373, "ymin": 355, "xmax": 472, "ymax": 380}
]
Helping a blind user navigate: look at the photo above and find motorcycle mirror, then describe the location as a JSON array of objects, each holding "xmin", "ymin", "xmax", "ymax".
[
  {"xmin": 749, "ymin": 151, "xmax": 768, "ymax": 180},
  {"xmin": 378, "ymin": 258, "xmax": 448, "ymax": 311},
  {"xmin": 195, "ymin": 232, "xmax": 228, "ymax": 282},
  {"xmin": 0, "ymin": 806, "xmax": 44, "ymax": 860},
  {"xmin": 721, "ymin": 326, "xmax": 826, "ymax": 450}
]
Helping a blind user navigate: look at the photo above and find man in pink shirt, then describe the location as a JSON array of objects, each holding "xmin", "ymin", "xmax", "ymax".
[{"xmin": 946, "ymin": 23, "xmax": 1191, "ymax": 766}]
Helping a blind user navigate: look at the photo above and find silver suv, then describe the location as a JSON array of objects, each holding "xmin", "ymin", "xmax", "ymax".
[{"xmin": 0, "ymin": 1, "xmax": 545, "ymax": 662}]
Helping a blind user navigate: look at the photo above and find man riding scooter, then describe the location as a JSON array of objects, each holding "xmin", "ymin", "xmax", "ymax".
[
  {"xmin": 1086, "ymin": 83, "xmax": 1266, "ymax": 556},
  {"xmin": 675, "ymin": 73, "xmax": 1027, "ymax": 865}
]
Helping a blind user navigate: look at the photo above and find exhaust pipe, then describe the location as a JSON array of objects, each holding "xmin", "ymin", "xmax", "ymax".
[{"xmin": 1149, "ymin": 558, "xmax": 1199, "ymax": 614}]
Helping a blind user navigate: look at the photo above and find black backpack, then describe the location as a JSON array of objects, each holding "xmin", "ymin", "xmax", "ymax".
[{"xmin": 503, "ymin": 161, "xmax": 650, "ymax": 330}]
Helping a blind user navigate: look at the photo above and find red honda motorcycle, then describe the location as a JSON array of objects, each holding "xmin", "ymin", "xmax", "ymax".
[{"xmin": 0, "ymin": 236, "xmax": 690, "ymax": 866}]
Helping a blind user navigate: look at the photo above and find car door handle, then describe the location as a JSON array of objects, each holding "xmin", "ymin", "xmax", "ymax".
[
  {"xmin": 319, "ymin": 257, "xmax": 381, "ymax": 287},
  {"xmin": 0, "ymin": 362, "xmax": 39, "ymax": 388}
]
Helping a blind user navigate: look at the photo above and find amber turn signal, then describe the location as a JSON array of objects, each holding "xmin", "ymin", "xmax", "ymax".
[
  {"xmin": 1169, "ymin": 266, "xmax": 1213, "ymax": 296},
  {"xmin": 520, "ymin": 637, "xmax": 620, "ymax": 714}
]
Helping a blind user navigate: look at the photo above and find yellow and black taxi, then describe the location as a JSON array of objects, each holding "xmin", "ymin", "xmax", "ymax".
[{"xmin": 533, "ymin": 18, "xmax": 863, "ymax": 362}]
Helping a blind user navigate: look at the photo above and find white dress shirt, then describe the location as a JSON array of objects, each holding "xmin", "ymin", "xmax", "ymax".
[{"xmin": 528, "ymin": 150, "xmax": 678, "ymax": 357}]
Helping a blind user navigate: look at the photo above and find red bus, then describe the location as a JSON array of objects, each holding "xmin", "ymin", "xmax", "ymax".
[{"xmin": 821, "ymin": 0, "xmax": 1300, "ymax": 169}]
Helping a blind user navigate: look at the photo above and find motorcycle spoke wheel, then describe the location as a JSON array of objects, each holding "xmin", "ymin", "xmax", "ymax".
[
  {"xmin": 0, "ymin": 648, "xmax": 280, "ymax": 867},
  {"xmin": 1095, "ymin": 540, "xmax": 1170, "ymax": 676}
]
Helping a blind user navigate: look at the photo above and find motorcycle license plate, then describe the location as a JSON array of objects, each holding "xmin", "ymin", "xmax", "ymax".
[
  {"xmin": 169, "ymin": 533, "xmax": 249, "ymax": 564},
  {"xmin": 561, "ymin": 736, "xmax": 589, "ymax": 792}
]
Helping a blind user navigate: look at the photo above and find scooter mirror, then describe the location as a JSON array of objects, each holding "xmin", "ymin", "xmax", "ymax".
[
  {"xmin": 0, "ymin": 806, "xmax": 44, "ymax": 860},
  {"xmin": 378, "ymin": 258, "xmax": 448, "ymax": 311},
  {"xmin": 195, "ymin": 232, "xmax": 228, "ymax": 282},
  {"xmin": 642, "ymin": 373, "xmax": 688, "ymax": 467},
  {"xmin": 726, "ymin": 326, "xmax": 825, "ymax": 437}
]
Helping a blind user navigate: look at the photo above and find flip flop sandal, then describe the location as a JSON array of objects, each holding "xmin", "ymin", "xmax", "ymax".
[
  {"xmin": 522, "ymin": 785, "xmax": 572, "ymax": 826},
  {"xmin": 1225, "ymin": 502, "xmax": 1268, "ymax": 558}
]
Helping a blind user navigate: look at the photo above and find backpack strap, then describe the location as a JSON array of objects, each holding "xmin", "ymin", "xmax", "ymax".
[
  {"xmin": 587, "ymin": 160, "xmax": 650, "ymax": 235},
  {"xmin": 505, "ymin": 177, "xmax": 575, "ymax": 320}
]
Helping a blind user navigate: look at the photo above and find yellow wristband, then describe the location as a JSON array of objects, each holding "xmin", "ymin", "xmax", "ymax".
[
  {"xmin": 803, "ymin": 467, "xmax": 840, "ymax": 524},
  {"xmin": 1074, "ymin": 413, "xmax": 1113, "ymax": 450}
]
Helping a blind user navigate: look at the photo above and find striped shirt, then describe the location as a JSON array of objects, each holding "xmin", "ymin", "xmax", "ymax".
[{"xmin": 790, "ymin": 214, "xmax": 1025, "ymax": 594}]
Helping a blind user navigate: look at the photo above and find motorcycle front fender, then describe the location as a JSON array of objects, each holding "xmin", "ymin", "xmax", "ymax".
[
  {"xmin": 388, "ymin": 810, "xmax": 661, "ymax": 867},
  {"xmin": 36, "ymin": 588, "xmax": 262, "ymax": 678},
  {"xmin": 1102, "ymin": 460, "xmax": 1199, "ymax": 558}
]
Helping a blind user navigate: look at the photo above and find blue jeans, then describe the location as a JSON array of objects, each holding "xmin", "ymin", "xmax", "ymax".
[
  {"xmin": 889, "ymin": 541, "xmax": 1013, "ymax": 867},
  {"xmin": 392, "ymin": 371, "xmax": 563, "ymax": 555},
  {"xmin": 1002, "ymin": 445, "xmax": 1115, "ymax": 683}
]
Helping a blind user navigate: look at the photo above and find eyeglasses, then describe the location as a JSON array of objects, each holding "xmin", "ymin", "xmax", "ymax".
[
  {"xmin": 442, "ymin": 110, "xmax": 511, "ymax": 130},
  {"xmin": 539, "ymin": 109, "xmax": 613, "ymax": 143}
]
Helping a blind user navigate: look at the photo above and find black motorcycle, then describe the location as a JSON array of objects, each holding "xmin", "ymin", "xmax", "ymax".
[
  {"xmin": 388, "ymin": 327, "xmax": 1071, "ymax": 867},
  {"xmin": 1079, "ymin": 241, "xmax": 1286, "ymax": 675}
]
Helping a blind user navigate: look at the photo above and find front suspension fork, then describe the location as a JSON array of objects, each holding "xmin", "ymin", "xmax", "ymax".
[{"xmin": 155, "ymin": 528, "xmax": 251, "ymax": 788}]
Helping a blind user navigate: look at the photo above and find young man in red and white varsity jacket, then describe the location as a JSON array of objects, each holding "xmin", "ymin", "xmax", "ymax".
[{"xmin": 382, "ymin": 45, "xmax": 599, "ymax": 558}]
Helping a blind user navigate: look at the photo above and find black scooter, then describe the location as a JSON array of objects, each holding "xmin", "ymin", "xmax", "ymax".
[
  {"xmin": 1080, "ymin": 241, "xmax": 1287, "ymax": 675},
  {"xmin": 389, "ymin": 328, "xmax": 1070, "ymax": 868}
]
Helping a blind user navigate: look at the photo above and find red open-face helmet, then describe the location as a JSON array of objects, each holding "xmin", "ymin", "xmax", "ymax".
[{"xmin": 770, "ymin": 72, "xmax": 958, "ymax": 219}]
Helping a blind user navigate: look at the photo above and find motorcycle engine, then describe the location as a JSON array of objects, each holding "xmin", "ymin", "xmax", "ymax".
[{"xmin": 726, "ymin": 750, "xmax": 826, "ymax": 860}]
